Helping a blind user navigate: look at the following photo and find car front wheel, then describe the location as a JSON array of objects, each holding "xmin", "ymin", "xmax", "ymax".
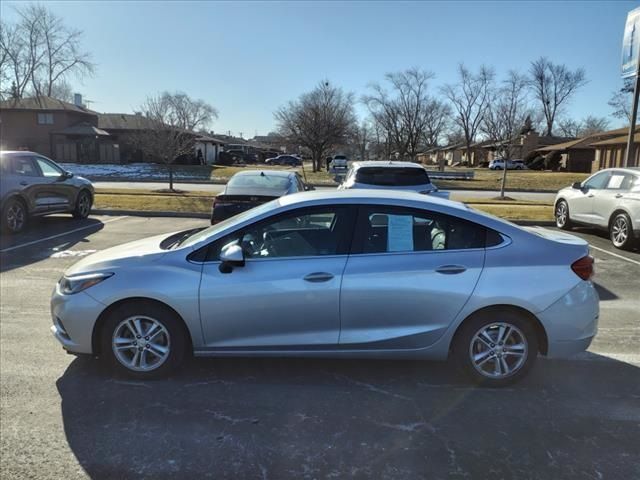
[
  {"xmin": 610, "ymin": 212, "xmax": 635, "ymax": 250},
  {"xmin": 2, "ymin": 197, "xmax": 28, "ymax": 234},
  {"xmin": 73, "ymin": 190, "xmax": 92, "ymax": 219},
  {"xmin": 453, "ymin": 310, "xmax": 538, "ymax": 387},
  {"xmin": 101, "ymin": 301, "xmax": 187, "ymax": 379},
  {"xmin": 555, "ymin": 200, "xmax": 572, "ymax": 230}
]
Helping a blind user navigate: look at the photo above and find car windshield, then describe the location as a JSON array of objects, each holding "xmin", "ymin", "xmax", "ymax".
[
  {"xmin": 227, "ymin": 173, "xmax": 291, "ymax": 190},
  {"xmin": 355, "ymin": 167, "xmax": 430, "ymax": 186},
  {"xmin": 179, "ymin": 199, "xmax": 281, "ymax": 248}
]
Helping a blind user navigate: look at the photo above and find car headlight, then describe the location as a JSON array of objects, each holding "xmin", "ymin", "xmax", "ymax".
[{"xmin": 58, "ymin": 272, "xmax": 113, "ymax": 295}]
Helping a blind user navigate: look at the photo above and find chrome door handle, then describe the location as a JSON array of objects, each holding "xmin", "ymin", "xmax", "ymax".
[
  {"xmin": 303, "ymin": 272, "xmax": 334, "ymax": 282},
  {"xmin": 615, "ymin": 193, "xmax": 623, "ymax": 198},
  {"xmin": 587, "ymin": 194, "xmax": 595, "ymax": 198},
  {"xmin": 435, "ymin": 265, "xmax": 467, "ymax": 275},
  {"xmin": 19, "ymin": 181, "xmax": 28, "ymax": 186}
]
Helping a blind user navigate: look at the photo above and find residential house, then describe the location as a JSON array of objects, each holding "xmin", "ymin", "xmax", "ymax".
[
  {"xmin": 590, "ymin": 129, "xmax": 640, "ymax": 171},
  {"xmin": 0, "ymin": 96, "xmax": 119, "ymax": 162}
]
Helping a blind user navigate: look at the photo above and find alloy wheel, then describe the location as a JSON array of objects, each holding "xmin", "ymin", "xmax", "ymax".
[
  {"xmin": 112, "ymin": 316, "xmax": 171, "ymax": 372},
  {"xmin": 611, "ymin": 216, "xmax": 628, "ymax": 247},
  {"xmin": 469, "ymin": 322, "xmax": 528, "ymax": 379},
  {"xmin": 555, "ymin": 202, "xmax": 568, "ymax": 227},
  {"xmin": 78, "ymin": 193, "xmax": 91, "ymax": 217},
  {"xmin": 6, "ymin": 203, "xmax": 25, "ymax": 232}
]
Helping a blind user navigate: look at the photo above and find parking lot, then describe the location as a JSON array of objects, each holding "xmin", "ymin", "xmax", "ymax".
[{"xmin": 1, "ymin": 214, "xmax": 639, "ymax": 479}]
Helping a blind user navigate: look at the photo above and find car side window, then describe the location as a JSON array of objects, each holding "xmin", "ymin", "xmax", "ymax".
[
  {"xmin": 208, "ymin": 207, "xmax": 353, "ymax": 260},
  {"xmin": 12, "ymin": 157, "xmax": 41, "ymax": 177},
  {"xmin": 354, "ymin": 206, "xmax": 488, "ymax": 254},
  {"xmin": 34, "ymin": 157, "xmax": 63, "ymax": 178},
  {"xmin": 583, "ymin": 171, "xmax": 610, "ymax": 190}
]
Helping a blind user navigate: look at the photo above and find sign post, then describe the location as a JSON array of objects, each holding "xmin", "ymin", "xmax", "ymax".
[{"xmin": 622, "ymin": 7, "xmax": 640, "ymax": 167}]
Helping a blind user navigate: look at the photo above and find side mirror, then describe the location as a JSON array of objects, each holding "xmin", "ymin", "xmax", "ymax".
[
  {"xmin": 304, "ymin": 184, "xmax": 315, "ymax": 191},
  {"xmin": 219, "ymin": 244, "xmax": 245, "ymax": 273},
  {"xmin": 571, "ymin": 181, "xmax": 583, "ymax": 190},
  {"xmin": 58, "ymin": 171, "xmax": 73, "ymax": 181}
]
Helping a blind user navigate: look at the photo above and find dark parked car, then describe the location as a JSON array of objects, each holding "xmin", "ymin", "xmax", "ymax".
[
  {"xmin": 264, "ymin": 155, "xmax": 302, "ymax": 166},
  {"xmin": 211, "ymin": 170, "xmax": 313, "ymax": 223},
  {"xmin": 0, "ymin": 151, "xmax": 94, "ymax": 234}
]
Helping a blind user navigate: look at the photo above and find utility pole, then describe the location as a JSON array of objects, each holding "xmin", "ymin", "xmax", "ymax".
[{"xmin": 624, "ymin": 56, "xmax": 639, "ymax": 167}]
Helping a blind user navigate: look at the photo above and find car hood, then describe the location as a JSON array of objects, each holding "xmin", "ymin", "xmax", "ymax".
[{"xmin": 65, "ymin": 231, "xmax": 176, "ymax": 275}]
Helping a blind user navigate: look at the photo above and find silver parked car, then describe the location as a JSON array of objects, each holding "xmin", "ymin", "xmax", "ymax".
[
  {"xmin": 339, "ymin": 161, "xmax": 449, "ymax": 199},
  {"xmin": 555, "ymin": 167, "xmax": 640, "ymax": 250},
  {"xmin": 0, "ymin": 150, "xmax": 94, "ymax": 233},
  {"xmin": 51, "ymin": 190, "xmax": 598, "ymax": 387}
]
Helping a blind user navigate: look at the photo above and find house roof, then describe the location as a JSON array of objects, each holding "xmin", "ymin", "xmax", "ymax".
[
  {"xmin": 537, "ymin": 127, "xmax": 640, "ymax": 152},
  {"xmin": 0, "ymin": 96, "xmax": 96, "ymax": 114},
  {"xmin": 97, "ymin": 113, "xmax": 158, "ymax": 130},
  {"xmin": 54, "ymin": 122, "xmax": 111, "ymax": 137},
  {"xmin": 195, "ymin": 134, "xmax": 225, "ymax": 144},
  {"xmin": 590, "ymin": 132, "xmax": 640, "ymax": 146}
]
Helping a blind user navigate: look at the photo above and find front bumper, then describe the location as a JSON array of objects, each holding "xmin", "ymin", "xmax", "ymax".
[
  {"xmin": 50, "ymin": 286, "xmax": 105, "ymax": 354},
  {"xmin": 537, "ymin": 281, "xmax": 599, "ymax": 358}
]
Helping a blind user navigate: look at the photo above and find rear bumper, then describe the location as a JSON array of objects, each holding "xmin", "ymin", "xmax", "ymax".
[
  {"xmin": 211, "ymin": 203, "xmax": 256, "ymax": 224},
  {"xmin": 537, "ymin": 281, "xmax": 599, "ymax": 358}
]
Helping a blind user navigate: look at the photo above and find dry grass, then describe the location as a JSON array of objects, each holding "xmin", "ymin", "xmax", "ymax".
[
  {"xmin": 434, "ymin": 169, "xmax": 589, "ymax": 191},
  {"xmin": 95, "ymin": 190, "xmax": 554, "ymax": 222}
]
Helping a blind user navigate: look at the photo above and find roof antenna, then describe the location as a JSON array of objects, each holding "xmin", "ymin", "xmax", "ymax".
[{"xmin": 260, "ymin": 171, "xmax": 265, "ymax": 176}]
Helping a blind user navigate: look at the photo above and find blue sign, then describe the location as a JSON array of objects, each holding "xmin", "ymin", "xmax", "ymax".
[{"xmin": 622, "ymin": 7, "xmax": 640, "ymax": 78}]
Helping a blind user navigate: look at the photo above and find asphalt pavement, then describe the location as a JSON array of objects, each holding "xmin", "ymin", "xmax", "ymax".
[
  {"xmin": 0, "ymin": 215, "xmax": 638, "ymax": 479},
  {"xmin": 92, "ymin": 180, "xmax": 557, "ymax": 203}
]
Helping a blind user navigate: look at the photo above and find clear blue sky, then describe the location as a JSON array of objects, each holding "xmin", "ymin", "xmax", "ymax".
[{"xmin": 2, "ymin": 1, "xmax": 637, "ymax": 137}]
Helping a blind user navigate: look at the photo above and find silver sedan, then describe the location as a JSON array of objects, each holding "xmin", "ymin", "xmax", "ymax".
[
  {"xmin": 555, "ymin": 167, "xmax": 640, "ymax": 250},
  {"xmin": 51, "ymin": 190, "xmax": 599, "ymax": 387}
]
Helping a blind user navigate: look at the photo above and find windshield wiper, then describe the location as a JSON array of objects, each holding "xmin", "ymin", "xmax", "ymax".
[{"xmin": 161, "ymin": 228, "xmax": 206, "ymax": 250}]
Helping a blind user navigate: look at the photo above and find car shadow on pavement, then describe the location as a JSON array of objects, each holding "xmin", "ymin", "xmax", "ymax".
[
  {"xmin": 593, "ymin": 282, "xmax": 619, "ymax": 301},
  {"xmin": 57, "ymin": 355, "xmax": 640, "ymax": 479},
  {"xmin": 0, "ymin": 216, "xmax": 105, "ymax": 273}
]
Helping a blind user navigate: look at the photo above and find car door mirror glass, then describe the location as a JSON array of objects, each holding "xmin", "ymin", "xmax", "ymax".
[{"xmin": 572, "ymin": 182, "xmax": 583, "ymax": 190}]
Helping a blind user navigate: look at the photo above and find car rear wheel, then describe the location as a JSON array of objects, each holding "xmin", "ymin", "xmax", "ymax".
[
  {"xmin": 101, "ymin": 301, "xmax": 187, "ymax": 379},
  {"xmin": 610, "ymin": 212, "xmax": 635, "ymax": 250},
  {"xmin": 453, "ymin": 310, "xmax": 538, "ymax": 387},
  {"xmin": 73, "ymin": 190, "xmax": 92, "ymax": 219},
  {"xmin": 2, "ymin": 197, "xmax": 28, "ymax": 234},
  {"xmin": 555, "ymin": 200, "xmax": 572, "ymax": 230}
]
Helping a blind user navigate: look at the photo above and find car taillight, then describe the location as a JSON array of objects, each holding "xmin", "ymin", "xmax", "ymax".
[{"xmin": 571, "ymin": 255, "xmax": 594, "ymax": 281}]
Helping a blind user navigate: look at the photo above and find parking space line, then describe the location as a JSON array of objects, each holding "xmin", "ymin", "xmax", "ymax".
[
  {"xmin": 0, "ymin": 216, "xmax": 127, "ymax": 254},
  {"xmin": 589, "ymin": 244, "xmax": 640, "ymax": 267}
]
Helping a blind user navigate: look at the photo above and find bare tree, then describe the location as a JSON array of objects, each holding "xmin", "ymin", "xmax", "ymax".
[
  {"xmin": 608, "ymin": 80, "xmax": 635, "ymax": 123},
  {"xmin": 442, "ymin": 64, "xmax": 494, "ymax": 166},
  {"xmin": 352, "ymin": 120, "xmax": 371, "ymax": 162},
  {"xmin": 558, "ymin": 116, "xmax": 610, "ymax": 137},
  {"xmin": 275, "ymin": 81, "xmax": 357, "ymax": 172},
  {"xmin": 528, "ymin": 57, "xmax": 587, "ymax": 136},
  {"xmin": 164, "ymin": 91, "xmax": 218, "ymax": 131},
  {"xmin": 422, "ymin": 98, "xmax": 451, "ymax": 147},
  {"xmin": 128, "ymin": 92, "xmax": 217, "ymax": 190},
  {"xmin": 481, "ymin": 71, "xmax": 529, "ymax": 198},
  {"xmin": 0, "ymin": 4, "xmax": 94, "ymax": 100},
  {"xmin": 364, "ymin": 68, "xmax": 438, "ymax": 161}
]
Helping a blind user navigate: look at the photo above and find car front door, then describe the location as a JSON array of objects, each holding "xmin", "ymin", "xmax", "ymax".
[
  {"xmin": 32, "ymin": 156, "xmax": 74, "ymax": 211},
  {"xmin": 339, "ymin": 205, "xmax": 485, "ymax": 349},
  {"xmin": 198, "ymin": 206, "xmax": 355, "ymax": 349},
  {"xmin": 570, "ymin": 171, "xmax": 611, "ymax": 224}
]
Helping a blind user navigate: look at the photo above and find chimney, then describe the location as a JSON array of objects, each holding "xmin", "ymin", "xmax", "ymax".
[{"xmin": 73, "ymin": 93, "xmax": 83, "ymax": 107}]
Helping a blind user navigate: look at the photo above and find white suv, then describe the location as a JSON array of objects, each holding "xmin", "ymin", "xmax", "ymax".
[{"xmin": 489, "ymin": 159, "xmax": 525, "ymax": 170}]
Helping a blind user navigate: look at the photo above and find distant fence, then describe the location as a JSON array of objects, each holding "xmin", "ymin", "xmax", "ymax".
[{"xmin": 425, "ymin": 170, "xmax": 475, "ymax": 180}]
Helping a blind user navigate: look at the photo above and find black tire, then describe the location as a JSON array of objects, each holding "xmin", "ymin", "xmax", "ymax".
[
  {"xmin": 555, "ymin": 200, "xmax": 572, "ymax": 230},
  {"xmin": 452, "ymin": 309, "xmax": 539, "ymax": 387},
  {"xmin": 1, "ymin": 197, "xmax": 28, "ymax": 234},
  {"xmin": 610, "ymin": 212, "xmax": 635, "ymax": 250},
  {"xmin": 72, "ymin": 190, "xmax": 92, "ymax": 219},
  {"xmin": 100, "ymin": 300, "xmax": 188, "ymax": 379}
]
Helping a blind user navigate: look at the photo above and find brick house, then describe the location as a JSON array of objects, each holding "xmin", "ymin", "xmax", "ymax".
[{"xmin": 590, "ymin": 129, "xmax": 640, "ymax": 171}]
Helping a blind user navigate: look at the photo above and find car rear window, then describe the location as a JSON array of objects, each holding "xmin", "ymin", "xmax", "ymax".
[
  {"xmin": 228, "ymin": 174, "xmax": 291, "ymax": 190},
  {"xmin": 355, "ymin": 167, "xmax": 430, "ymax": 186}
]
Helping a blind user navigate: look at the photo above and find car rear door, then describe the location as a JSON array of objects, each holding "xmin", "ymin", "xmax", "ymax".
[
  {"xmin": 8, "ymin": 156, "xmax": 49, "ymax": 214},
  {"xmin": 198, "ymin": 205, "xmax": 356, "ymax": 349},
  {"xmin": 339, "ymin": 205, "xmax": 485, "ymax": 349},
  {"xmin": 591, "ymin": 171, "xmax": 635, "ymax": 228}
]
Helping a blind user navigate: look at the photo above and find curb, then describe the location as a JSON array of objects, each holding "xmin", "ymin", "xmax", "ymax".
[
  {"xmin": 92, "ymin": 209, "xmax": 554, "ymax": 226},
  {"xmin": 92, "ymin": 209, "xmax": 210, "ymax": 219}
]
